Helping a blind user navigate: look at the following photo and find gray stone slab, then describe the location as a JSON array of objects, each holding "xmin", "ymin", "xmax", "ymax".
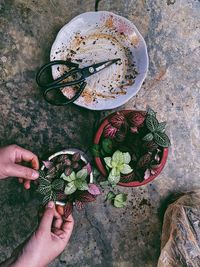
[{"xmin": 0, "ymin": 0, "xmax": 199, "ymax": 266}]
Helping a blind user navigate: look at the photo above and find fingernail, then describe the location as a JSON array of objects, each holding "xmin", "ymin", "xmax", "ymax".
[
  {"xmin": 47, "ymin": 201, "xmax": 54, "ymax": 208},
  {"xmin": 32, "ymin": 171, "xmax": 39, "ymax": 179}
]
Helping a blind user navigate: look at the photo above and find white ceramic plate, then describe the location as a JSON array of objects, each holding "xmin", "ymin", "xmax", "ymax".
[{"xmin": 50, "ymin": 11, "xmax": 149, "ymax": 110}]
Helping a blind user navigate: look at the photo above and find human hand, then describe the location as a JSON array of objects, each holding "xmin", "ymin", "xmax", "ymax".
[
  {"xmin": 12, "ymin": 202, "xmax": 74, "ymax": 267},
  {"xmin": 0, "ymin": 144, "xmax": 39, "ymax": 189}
]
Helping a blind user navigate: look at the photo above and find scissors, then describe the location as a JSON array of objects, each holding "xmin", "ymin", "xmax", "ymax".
[{"xmin": 36, "ymin": 58, "xmax": 120, "ymax": 106}]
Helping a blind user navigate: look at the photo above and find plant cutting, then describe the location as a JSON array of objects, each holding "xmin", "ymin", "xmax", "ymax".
[
  {"xmin": 106, "ymin": 192, "xmax": 128, "ymax": 208},
  {"xmin": 37, "ymin": 149, "xmax": 101, "ymax": 218},
  {"xmin": 93, "ymin": 107, "xmax": 170, "ymax": 187}
]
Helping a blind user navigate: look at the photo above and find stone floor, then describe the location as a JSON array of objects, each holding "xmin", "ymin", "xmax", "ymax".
[{"xmin": 0, "ymin": 0, "xmax": 199, "ymax": 266}]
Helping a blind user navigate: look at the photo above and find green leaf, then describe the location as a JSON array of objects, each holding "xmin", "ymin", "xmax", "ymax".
[
  {"xmin": 76, "ymin": 169, "xmax": 88, "ymax": 180},
  {"xmin": 111, "ymin": 167, "xmax": 120, "ymax": 177},
  {"xmin": 39, "ymin": 170, "xmax": 46, "ymax": 179},
  {"xmin": 91, "ymin": 144, "xmax": 100, "ymax": 157},
  {"xmin": 106, "ymin": 191, "xmax": 116, "ymax": 201},
  {"xmin": 77, "ymin": 182, "xmax": 88, "ymax": 191},
  {"xmin": 121, "ymin": 164, "xmax": 133, "ymax": 175},
  {"xmin": 37, "ymin": 184, "xmax": 52, "ymax": 195},
  {"xmin": 39, "ymin": 177, "xmax": 51, "ymax": 187},
  {"xmin": 112, "ymin": 150, "xmax": 124, "ymax": 165},
  {"xmin": 104, "ymin": 157, "xmax": 112, "ymax": 168},
  {"xmin": 42, "ymin": 191, "xmax": 56, "ymax": 206},
  {"xmin": 142, "ymin": 133, "xmax": 154, "ymax": 141},
  {"xmin": 102, "ymin": 138, "xmax": 113, "ymax": 154},
  {"xmin": 123, "ymin": 152, "xmax": 131, "ymax": 164},
  {"xmin": 61, "ymin": 172, "xmax": 76, "ymax": 182},
  {"xmin": 147, "ymin": 107, "xmax": 157, "ymax": 117},
  {"xmin": 157, "ymin": 121, "xmax": 167, "ymax": 133},
  {"xmin": 51, "ymin": 179, "xmax": 64, "ymax": 191},
  {"xmin": 146, "ymin": 115, "xmax": 159, "ymax": 132},
  {"xmin": 64, "ymin": 182, "xmax": 77, "ymax": 195},
  {"xmin": 154, "ymin": 132, "xmax": 171, "ymax": 147},
  {"xmin": 113, "ymin": 193, "xmax": 127, "ymax": 208},
  {"xmin": 108, "ymin": 172, "xmax": 120, "ymax": 185},
  {"xmin": 100, "ymin": 181, "xmax": 109, "ymax": 187}
]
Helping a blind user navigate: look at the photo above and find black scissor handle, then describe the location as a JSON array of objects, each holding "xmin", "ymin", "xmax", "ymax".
[
  {"xmin": 43, "ymin": 81, "xmax": 87, "ymax": 106},
  {"xmin": 36, "ymin": 60, "xmax": 79, "ymax": 88}
]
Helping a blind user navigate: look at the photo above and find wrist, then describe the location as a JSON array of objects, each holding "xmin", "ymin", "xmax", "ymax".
[{"xmin": 11, "ymin": 255, "xmax": 46, "ymax": 267}]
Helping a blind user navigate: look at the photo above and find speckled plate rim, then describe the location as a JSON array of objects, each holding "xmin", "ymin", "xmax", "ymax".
[{"xmin": 50, "ymin": 11, "xmax": 149, "ymax": 110}]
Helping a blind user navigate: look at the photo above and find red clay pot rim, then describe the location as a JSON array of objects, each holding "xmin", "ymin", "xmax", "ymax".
[{"xmin": 94, "ymin": 110, "xmax": 168, "ymax": 187}]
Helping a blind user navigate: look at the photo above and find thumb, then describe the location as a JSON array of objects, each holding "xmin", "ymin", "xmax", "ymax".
[
  {"xmin": 9, "ymin": 164, "xmax": 39, "ymax": 180},
  {"xmin": 39, "ymin": 202, "xmax": 55, "ymax": 232}
]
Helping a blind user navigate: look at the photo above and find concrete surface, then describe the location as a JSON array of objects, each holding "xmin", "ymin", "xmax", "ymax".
[{"xmin": 0, "ymin": 0, "xmax": 199, "ymax": 266}]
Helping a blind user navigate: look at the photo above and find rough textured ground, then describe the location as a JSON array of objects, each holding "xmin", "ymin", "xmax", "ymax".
[{"xmin": 0, "ymin": 0, "xmax": 199, "ymax": 266}]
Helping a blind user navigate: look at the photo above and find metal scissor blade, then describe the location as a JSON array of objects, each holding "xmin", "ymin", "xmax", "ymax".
[{"xmin": 82, "ymin": 58, "xmax": 121, "ymax": 78}]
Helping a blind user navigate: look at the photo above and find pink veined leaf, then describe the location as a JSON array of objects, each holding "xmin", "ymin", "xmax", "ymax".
[
  {"xmin": 83, "ymin": 163, "xmax": 92, "ymax": 175},
  {"xmin": 104, "ymin": 123, "xmax": 118, "ymax": 138},
  {"xmin": 64, "ymin": 203, "xmax": 73, "ymax": 219},
  {"xmin": 130, "ymin": 126, "xmax": 138, "ymax": 133},
  {"xmin": 42, "ymin": 160, "xmax": 53, "ymax": 169},
  {"xmin": 108, "ymin": 112, "xmax": 126, "ymax": 129},
  {"xmin": 144, "ymin": 169, "xmax": 151, "ymax": 180},
  {"xmin": 88, "ymin": 184, "xmax": 101, "ymax": 195},
  {"xmin": 77, "ymin": 192, "xmax": 96, "ymax": 202},
  {"xmin": 75, "ymin": 200, "xmax": 85, "ymax": 210}
]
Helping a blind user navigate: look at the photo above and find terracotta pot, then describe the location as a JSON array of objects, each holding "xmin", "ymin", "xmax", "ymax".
[{"xmin": 94, "ymin": 110, "xmax": 168, "ymax": 187}]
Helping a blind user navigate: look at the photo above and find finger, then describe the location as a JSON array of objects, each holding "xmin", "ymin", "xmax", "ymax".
[
  {"xmin": 24, "ymin": 180, "xmax": 31, "ymax": 189},
  {"xmin": 18, "ymin": 178, "xmax": 23, "ymax": 183},
  {"xmin": 15, "ymin": 147, "xmax": 39, "ymax": 170},
  {"xmin": 61, "ymin": 214, "xmax": 74, "ymax": 241},
  {"xmin": 9, "ymin": 164, "xmax": 39, "ymax": 180},
  {"xmin": 39, "ymin": 201, "xmax": 55, "ymax": 232},
  {"xmin": 53, "ymin": 209, "xmax": 63, "ymax": 229}
]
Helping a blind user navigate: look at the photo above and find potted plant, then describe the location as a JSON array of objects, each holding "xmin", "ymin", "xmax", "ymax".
[
  {"xmin": 37, "ymin": 149, "xmax": 101, "ymax": 218},
  {"xmin": 93, "ymin": 107, "xmax": 170, "ymax": 187}
]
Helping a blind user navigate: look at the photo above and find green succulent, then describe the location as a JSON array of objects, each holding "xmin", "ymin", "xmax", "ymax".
[
  {"xmin": 104, "ymin": 150, "xmax": 133, "ymax": 185},
  {"xmin": 61, "ymin": 168, "xmax": 89, "ymax": 195}
]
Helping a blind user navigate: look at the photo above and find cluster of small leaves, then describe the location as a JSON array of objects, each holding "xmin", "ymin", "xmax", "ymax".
[
  {"xmin": 104, "ymin": 150, "xmax": 133, "ymax": 186},
  {"xmin": 37, "ymin": 153, "xmax": 100, "ymax": 209},
  {"xmin": 142, "ymin": 107, "xmax": 170, "ymax": 147},
  {"xmin": 61, "ymin": 169, "xmax": 89, "ymax": 195},
  {"xmin": 92, "ymin": 107, "xmax": 170, "ymax": 184},
  {"xmin": 106, "ymin": 191, "xmax": 128, "ymax": 208}
]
